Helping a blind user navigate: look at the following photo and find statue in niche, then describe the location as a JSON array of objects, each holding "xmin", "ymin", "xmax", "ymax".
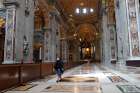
[
  {"xmin": 132, "ymin": 45, "xmax": 140, "ymax": 56},
  {"xmin": 116, "ymin": 0, "xmax": 120, "ymax": 9},
  {"xmin": 23, "ymin": 36, "xmax": 29, "ymax": 56},
  {"xmin": 25, "ymin": 0, "xmax": 30, "ymax": 16},
  {"xmin": 6, "ymin": 39, "xmax": 12, "ymax": 60}
]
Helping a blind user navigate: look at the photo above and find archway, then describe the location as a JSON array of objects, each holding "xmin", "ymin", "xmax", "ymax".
[{"xmin": 76, "ymin": 23, "xmax": 101, "ymax": 62}]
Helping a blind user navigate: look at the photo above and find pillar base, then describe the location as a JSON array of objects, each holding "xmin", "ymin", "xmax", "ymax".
[
  {"xmin": 3, "ymin": 61, "xmax": 14, "ymax": 64},
  {"xmin": 126, "ymin": 60, "xmax": 140, "ymax": 67},
  {"xmin": 111, "ymin": 59, "xmax": 116, "ymax": 64},
  {"xmin": 126, "ymin": 57, "xmax": 140, "ymax": 67}
]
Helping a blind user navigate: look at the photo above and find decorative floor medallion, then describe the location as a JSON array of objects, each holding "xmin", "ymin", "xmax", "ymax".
[
  {"xmin": 60, "ymin": 76, "xmax": 99, "ymax": 82},
  {"xmin": 108, "ymin": 76, "xmax": 128, "ymax": 83},
  {"xmin": 43, "ymin": 85, "xmax": 102, "ymax": 93}
]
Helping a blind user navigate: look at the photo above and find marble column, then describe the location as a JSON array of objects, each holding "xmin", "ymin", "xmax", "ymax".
[
  {"xmin": 60, "ymin": 34, "xmax": 68, "ymax": 62},
  {"xmin": 56, "ymin": 24, "xmax": 60, "ymax": 59},
  {"xmin": 108, "ymin": 25, "xmax": 117, "ymax": 61},
  {"xmin": 13, "ymin": 0, "xmax": 34, "ymax": 63},
  {"xmin": 46, "ymin": 17, "xmax": 52, "ymax": 61},
  {"xmin": 46, "ymin": 29, "xmax": 52, "ymax": 61},
  {"xmin": 0, "ymin": 0, "xmax": 4, "ymax": 8},
  {"xmin": 102, "ymin": 15, "xmax": 111, "ymax": 64},
  {"xmin": 43, "ymin": 28, "xmax": 50, "ymax": 62},
  {"xmin": 64, "ymin": 40, "xmax": 68, "ymax": 62},
  {"xmin": 51, "ymin": 15, "xmax": 57, "ymax": 62},
  {"xmin": 23, "ymin": 0, "xmax": 34, "ymax": 63},
  {"xmin": 95, "ymin": 39, "xmax": 101, "ymax": 61},
  {"xmin": 47, "ymin": 12, "xmax": 60, "ymax": 62},
  {"xmin": 114, "ymin": 0, "xmax": 129, "ymax": 65}
]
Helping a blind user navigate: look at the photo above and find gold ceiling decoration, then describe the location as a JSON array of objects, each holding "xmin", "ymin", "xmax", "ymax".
[
  {"xmin": 56, "ymin": 0, "xmax": 100, "ymax": 25},
  {"xmin": 0, "ymin": 17, "xmax": 5, "ymax": 28},
  {"xmin": 76, "ymin": 23, "xmax": 98, "ymax": 42}
]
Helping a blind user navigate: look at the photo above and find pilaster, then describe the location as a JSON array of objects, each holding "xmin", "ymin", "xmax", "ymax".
[
  {"xmin": 102, "ymin": 15, "xmax": 111, "ymax": 64},
  {"xmin": 3, "ymin": 3, "xmax": 16, "ymax": 64},
  {"xmin": 114, "ymin": 0, "xmax": 129, "ymax": 65}
]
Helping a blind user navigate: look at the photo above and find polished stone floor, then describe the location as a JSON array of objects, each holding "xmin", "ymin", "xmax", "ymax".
[{"xmin": 4, "ymin": 63, "xmax": 140, "ymax": 93}]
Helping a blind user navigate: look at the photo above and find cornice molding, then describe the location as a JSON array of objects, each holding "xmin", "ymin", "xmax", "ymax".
[{"xmin": 3, "ymin": 1, "xmax": 19, "ymax": 7}]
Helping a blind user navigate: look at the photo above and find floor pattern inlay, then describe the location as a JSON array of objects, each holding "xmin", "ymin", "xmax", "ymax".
[
  {"xmin": 10, "ymin": 84, "xmax": 37, "ymax": 91},
  {"xmin": 117, "ymin": 85, "xmax": 140, "ymax": 93},
  {"xmin": 43, "ymin": 85, "xmax": 102, "ymax": 93},
  {"xmin": 108, "ymin": 76, "xmax": 128, "ymax": 83},
  {"xmin": 60, "ymin": 76, "xmax": 99, "ymax": 82}
]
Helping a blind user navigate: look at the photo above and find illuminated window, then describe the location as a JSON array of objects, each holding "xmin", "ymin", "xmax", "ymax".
[
  {"xmin": 83, "ymin": 8, "xmax": 87, "ymax": 14},
  {"xmin": 75, "ymin": 8, "xmax": 94, "ymax": 14},
  {"xmin": 76, "ymin": 8, "xmax": 80, "ymax": 14},
  {"xmin": 90, "ymin": 8, "xmax": 94, "ymax": 13}
]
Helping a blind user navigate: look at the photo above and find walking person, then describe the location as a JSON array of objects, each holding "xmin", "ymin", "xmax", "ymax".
[{"xmin": 54, "ymin": 57, "xmax": 64, "ymax": 82}]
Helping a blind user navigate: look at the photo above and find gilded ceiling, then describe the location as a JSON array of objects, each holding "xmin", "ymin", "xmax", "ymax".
[
  {"xmin": 36, "ymin": 0, "xmax": 103, "ymax": 45},
  {"xmin": 55, "ymin": 0, "xmax": 102, "ymax": 44},
  {"xmin": 56, "ymin": 0, "xmax": 101, "ymax": 25},
  {"xmin": 77, "ymin": 23, "xmax": 98, "ymax": 42}
]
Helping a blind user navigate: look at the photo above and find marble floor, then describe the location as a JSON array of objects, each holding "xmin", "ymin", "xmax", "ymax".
[{"xmin": 4, "ymin": 63, "xmax": 140, "ymax": 93}]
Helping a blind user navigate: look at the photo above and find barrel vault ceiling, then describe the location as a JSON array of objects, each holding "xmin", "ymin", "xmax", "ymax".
[
  {"xmin": 55, "ymin": 0, "xmax": 101, "ymax": 26},
  {"xmin": 54, "ymin": 0, "xmax": 102, "ymax": 44}
]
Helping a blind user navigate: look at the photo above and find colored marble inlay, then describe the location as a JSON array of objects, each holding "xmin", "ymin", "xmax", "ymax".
[
  {"xmin": 127, "ymin": 0, "xmax": 140, "ymax": 56},
  {"xmin": 4, "ymin": 7, "xmax": 16, "ymax": 62},
  {"xmin": 60, "ymin": 76, "xmax": 99, "ymax": 82},
  {"xmin": 117, "ymin": 85, "xmax": 140, "ymax": 93},
  {"xmin": 43, "ymin": 85, "xmax": 102, "ymax": 93},
  {"xmin": 108, "ymin": 76, "xmax": 128, "ymax": 83}
]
